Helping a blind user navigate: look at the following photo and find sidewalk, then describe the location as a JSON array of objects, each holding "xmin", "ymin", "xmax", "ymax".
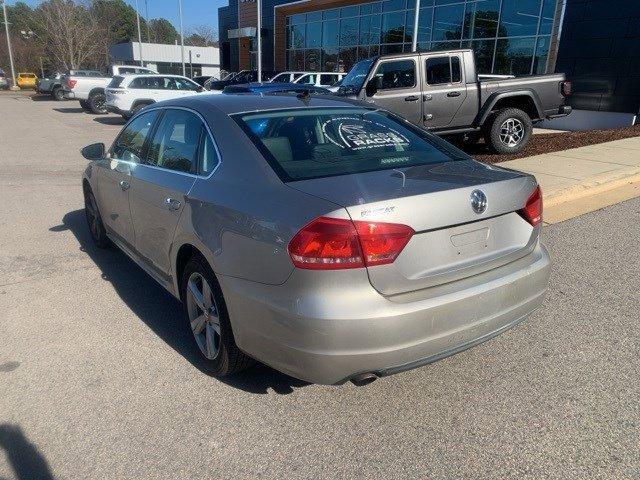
[{"xmin": 499, "ymin": 136, "xmax": 640, "ymax": 223}]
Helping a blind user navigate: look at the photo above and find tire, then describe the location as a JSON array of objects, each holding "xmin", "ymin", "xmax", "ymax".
[
  {"xmin": 79, "ymin": 99, "xmax": 90, "ymax": 110},
  {"xmin": 52, "ymin": 86, "xmax": 65, "ymax": 101},
  {"xmin": 180, "ymin": 254, "xmax": 253, "ymax": 377},
  {"xmin": 484, "ymin": 108, "xmax": 533, "ymax": 154},
  {"xmin": 88, "ymin": 91, "xmax": 107, "ymax": 114},
  {"xmin": 83, "ymin": 187, "xmax": 110, "ymax": 248}
]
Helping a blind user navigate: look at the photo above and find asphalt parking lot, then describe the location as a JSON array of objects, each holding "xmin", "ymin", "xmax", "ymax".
[{"xmin": 1, "ymin": 92, "xmax": 639, "ymax": 480}]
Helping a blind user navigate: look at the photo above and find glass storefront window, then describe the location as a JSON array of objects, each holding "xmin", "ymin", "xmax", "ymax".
[
  {"xmin": 499, "ymin": 0, "xmax": 542, "ymax": 37},
  {"xmin": 494, "ymin": 37, "xmax": 536, "ymax": 75},
  {"xmin": 382, "ymin": 11, "xmax": 405, "ymax": 43},
  {"xmin": 432, "ymin": 4, "xmax": 465, "ymax": 41},
  {"xmin": 340, "ymin": 17, "xmax": 359, "ymax": 45},
  {"xmin": 306, "ymin": 22, "xmax": 322, "ymax": 48},
  {"xmin": 285, "ymin": 0, "xmax": 555, "ymax": 76}
]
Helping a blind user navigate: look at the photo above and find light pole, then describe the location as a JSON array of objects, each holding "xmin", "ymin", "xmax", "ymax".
[
  {"xmin": 1, "ymin": 0, "xmax": 18, "ymax": 89},
  {"xmin": 134, "ymin": 0, "xmax": 144, "ymax": 66},
  {"xmin": 178, "ymin": 0, "xmax": 185, "ymax": 76},
  {"xmin": 256, "ymin": 0, "xmax": 262, "ymax": 82},
  {"xmin": 411, "ymin": 0, "xmax": 420, "ymax": 52}
]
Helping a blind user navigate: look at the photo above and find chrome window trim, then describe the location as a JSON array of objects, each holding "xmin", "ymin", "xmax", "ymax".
[{"xmin": 127, "ymin": 105, "xmax": 223, "ymax": 180}]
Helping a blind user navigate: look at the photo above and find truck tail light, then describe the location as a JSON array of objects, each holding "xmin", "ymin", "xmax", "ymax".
[
  {"xmin": 67, "ymin": 79, "xmax": 77, "ymax": 89},
  {"xmin": 288, "ymin": 217, "xmax": 414, "ymax": 270},
  {"xmin": 561, "ymin": 81, "xmax": 572, "ymax": 97},
  {"xmin": 518, "ymin": 186, "xmax": 543, "ymax": 227}
]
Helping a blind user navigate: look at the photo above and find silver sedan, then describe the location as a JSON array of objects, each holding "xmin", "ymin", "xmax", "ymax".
[{"xmin": 81, "ymin": 94, "xmax": 550, "ymax": 385}]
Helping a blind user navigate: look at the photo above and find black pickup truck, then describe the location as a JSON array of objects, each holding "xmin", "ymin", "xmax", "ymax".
[{"xmin": 337, "ymin": 49, "xmax": 572, "ymax": 153}]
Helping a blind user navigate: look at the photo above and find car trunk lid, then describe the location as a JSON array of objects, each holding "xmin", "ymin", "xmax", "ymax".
[{"xmin": 288, "ymin": 160, "xmax": 539, "ymax": 295}]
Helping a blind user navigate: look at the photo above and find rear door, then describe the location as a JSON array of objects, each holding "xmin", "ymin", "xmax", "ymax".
[
  {"xmin": 365, "ymin": 58, "xmax": 422, "ymax": 125},
  {"xmin": 422, "ymin": 53, "xmax": 468, "ymax": 128},
  {"xmin": 128, "ymin": 108, "xmax": 211, "ymax": 275},
  {"xmin": 97, "ymin": 110, "xmax": 160, "ymax": 248}
]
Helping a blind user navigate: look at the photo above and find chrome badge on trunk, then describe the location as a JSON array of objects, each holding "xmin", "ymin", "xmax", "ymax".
[{"xmin": 470, "ymin": 190, "xmax": 487, "ymax": 214}]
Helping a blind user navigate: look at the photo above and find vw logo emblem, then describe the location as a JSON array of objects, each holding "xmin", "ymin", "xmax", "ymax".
[{"xmin": 470, "ymin": 189, "xmax": 487, "ymax": 214}]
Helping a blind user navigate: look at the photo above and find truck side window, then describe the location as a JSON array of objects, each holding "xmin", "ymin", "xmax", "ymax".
[
  {"xmin": 426, "ymin": 56, "xmax": 462, "ymax": 85},
  {"xmin": 375, "ymin": 60, "xmax": 416, "ymax": 89}
]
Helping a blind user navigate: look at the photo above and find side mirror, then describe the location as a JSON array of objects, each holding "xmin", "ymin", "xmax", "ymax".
[
  {"xmin": 365, "ymin": 77, "xmax": 379, "ymax": 97},
  {"xmin": 81, "ymin": 142, "xmax": 105, "ymax": 161}
]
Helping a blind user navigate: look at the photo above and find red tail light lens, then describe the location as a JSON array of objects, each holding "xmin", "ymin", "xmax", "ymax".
[
  {"xmin": 561, "ymin": 81, "xmax": 572, "ymax": 96},
  {"xmin": 67, "ymin": 79, "xmax": 77, "ymax": 88},
  {"xmin": 353, "ymin": 220, "xmax": 414, "ymax": 266},
  {"xmin": 288, "ymin": 217, "xmax": 414, "ymax": 270},
  {"xmin": 519, "ymin": 185, "xmax": 543, "ymax": 227}
]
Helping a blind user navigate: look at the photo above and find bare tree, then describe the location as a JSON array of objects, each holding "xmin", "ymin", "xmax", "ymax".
[
  {"xmin": 36, "ymin": 0, "xmax": 102, "ymax": 70},
  {"xmin": 185, "ymin": 24, "xmax": 218, "ymax": 47}
]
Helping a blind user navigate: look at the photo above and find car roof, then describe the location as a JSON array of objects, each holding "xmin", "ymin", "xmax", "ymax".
[
  {"xmin": 123, "ymin": 73, "xmax": 192, "ymax": 80},
  {"xmin": 157, "ymin": 93, "xmax": 367, "ymax": 116}
]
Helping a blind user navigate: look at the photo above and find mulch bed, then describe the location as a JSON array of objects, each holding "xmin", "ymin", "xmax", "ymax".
[{"xmin": 454, "ymin": 124, "xmax": 640, "ymax": 164}]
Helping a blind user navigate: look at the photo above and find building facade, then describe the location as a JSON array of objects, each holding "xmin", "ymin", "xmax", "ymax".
[
  {"xmin": 219, "ymin": 0, "xmax": 563, "ymax": 76},
  {"xmin": 555, "ymin": 0, "xmax": 640, "ymax": 114},
  {"xmin": 109, "ymin": 42, "xmax": 221, "ymax": 78}
]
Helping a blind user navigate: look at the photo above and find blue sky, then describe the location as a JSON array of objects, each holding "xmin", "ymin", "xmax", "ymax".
[{"xmin": 8, "ymin": 0, "xmax": 225, "ymax": 32}]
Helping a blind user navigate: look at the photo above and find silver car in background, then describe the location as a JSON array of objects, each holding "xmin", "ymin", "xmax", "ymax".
[{"xmin": 81, "ymin": 94, "xmax": 550, "ymax": 385}]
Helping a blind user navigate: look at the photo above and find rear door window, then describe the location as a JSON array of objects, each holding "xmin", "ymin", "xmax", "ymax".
[
  {"xmin": 145, "ymin": 109, "xmax": 203, "ymax": 174},
  {"xmin": 426, "ymin": 56, "xmax": 462, "ymax": 85},
  {"xmin": 234, "ymin": 108, "xmax": 459, "ymax": 182}
]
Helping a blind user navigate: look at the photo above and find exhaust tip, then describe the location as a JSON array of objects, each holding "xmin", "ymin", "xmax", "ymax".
[{"xmin": 350, "ymin": 373, "xmax": 378, "ymax": 386}]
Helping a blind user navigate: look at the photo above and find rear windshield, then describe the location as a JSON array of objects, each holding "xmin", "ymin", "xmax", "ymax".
[
  {"xmin": 234, "ymin": 108, "xmax": 461, "ymax": 182},
  {"xmin": 108, "ymin": 76, "xmax": 125, "ymax": 88}
]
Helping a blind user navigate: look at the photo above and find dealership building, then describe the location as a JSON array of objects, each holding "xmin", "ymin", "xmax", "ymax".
[{"xmin": 219, "ymin": 0, "xmax": 640, "ymax": 116}]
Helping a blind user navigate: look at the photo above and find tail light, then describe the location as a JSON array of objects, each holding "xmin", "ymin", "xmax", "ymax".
[
  {"xmin": 519, "ymin": 185, "xmax": 543, "ymax": 227},
  {"xmin": 67, "ymin": 79, "xmax": 77, "ymax": 89},
  {"xmin": 288, "ymin": 217, "xmax": 414, "ymax": 270},
  {"xmin": 561, "ymin": 81, "xmax": 572, "ymax": 97}
]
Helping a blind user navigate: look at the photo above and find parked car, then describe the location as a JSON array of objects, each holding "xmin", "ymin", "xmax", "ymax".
[
  {"xmin": 293, "ymin": 72, "xmax": 346, "ymax": 88},
  {"xmin": 222, "ymin": 82, "xmax": 331, "ymax": 95},
  {"xmin": 337, "ymin": 49, "xmax": 572, "ymax": 153},
  {"xmin": 37, "ymin": 70, "xmax": 102, "ymax": 100},
  {"xmin": 80, "ymin": 93, "xmax": 550, "ymax": 385},
  {"xmin": 62, "ymin": 65, "xmax": 157, "ymax": 114},
  {"xmin": 208, "ymin": 70, "xmax": 279, "ymax": 91},
  {"xmin": 0, "ymin": 68, "xmax": 8, "ymax": 90},
  {"xmin": 192, "ymin": 75, "xmax": 217, "ymax": 87},
  {"xmin": 105, "ymin": 74, "xmax": 213, "ymax": 119},
  {"xmin": 17, "ymin": 72, "xmax": 38, "ymax": 89}
]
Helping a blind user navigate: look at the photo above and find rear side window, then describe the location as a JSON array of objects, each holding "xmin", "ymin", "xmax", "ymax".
[
  {"xmin": 110, "ymin": 110, "xmax": 160, "ymax": 163},
  {"xmin": 374, "ymin": 60, "xmax": 416, "ymax": 89},
  {"xmin": 145, "ymin": 109, "xmax": 203, "ymax": 173},
  {"xmin": 234, "ymin": 108, "xmax": 458, "ymax": 182},
  {"xmin": 426, "ymin": 56, "xmax": 462, "ymax": 85},
  {"xmin": 320, "ymin": 74, "xmax": 338, "ymax": 85},
  {"xmin": 197, "ymin": 127, "xmax": 220, "ymax": 175},
  {"xmin": 108, "ymin": 76, "xmax": 125, "ymax": 88}
]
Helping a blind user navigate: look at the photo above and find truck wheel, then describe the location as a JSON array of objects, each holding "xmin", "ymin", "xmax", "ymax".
[
  {"xmin": 88, "ymin": 92, "xmax": 107, "ymax": 115},
  {"xmin": 486, "ymin": 108, "xmax": 532, "ymax": 154},
  {"xmin": 52, "ymin": 87, "xmax": 65, "ymax": 101},
  {"xmin": 79, "ymin": 100, "xmax": 89, "ymax": 110}
]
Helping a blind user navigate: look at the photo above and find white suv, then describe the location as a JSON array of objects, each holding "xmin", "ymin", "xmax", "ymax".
[{"xmin": 105, "ymin": 74, "xmax": 215, "ymax": 119}]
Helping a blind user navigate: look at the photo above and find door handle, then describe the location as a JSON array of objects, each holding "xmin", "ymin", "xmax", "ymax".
[
  {"xmin": 119, "ymin": 180, "xmax": 130, "ymax": 191},
  {"xmin": 404, "ymin": 95, "xmax": 419, "ymax": 102},
  {"xmin": 447, "ymin": 91, "xmax": 461, "ymax": 97},
  {"xmin": 423, "ymin": 94, "xmax": 433, "ymax": 101},
  {"xmin": 165, "ymin": 197, "xmax": 182, "ymax": 211}
]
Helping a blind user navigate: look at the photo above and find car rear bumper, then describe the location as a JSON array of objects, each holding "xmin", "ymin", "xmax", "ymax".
[{"xmin": 219, "ymin": 243, "xmax": 551, "ymax": 385}]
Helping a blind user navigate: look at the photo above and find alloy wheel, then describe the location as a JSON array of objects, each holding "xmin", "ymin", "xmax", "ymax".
[
  {"xmin": 186, "ymin": 272, "xmax": 221, "ymax": 360},
  {"xmin": 499, "ymin": 118, "xmax": 524, "ymax": 147}
]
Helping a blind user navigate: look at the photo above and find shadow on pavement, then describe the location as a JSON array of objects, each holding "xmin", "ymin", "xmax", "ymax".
[
  {"xmin": 0, "ymin": 424, "xmax": 56, "ymax": 480},
  {"xmin": 53, "ymin": 107, "xmax": 85, "ymax": 114},
  {"xmin": 29, "ymin": 94, "xmax": 57, "ymax": 102},
  {"xmin": 93, "ymin": 116, "xmax": 126, "ymax": 126},
  {"xmin": 50, "ymin": 209, "xmax": 309, "ymax": 395}
]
